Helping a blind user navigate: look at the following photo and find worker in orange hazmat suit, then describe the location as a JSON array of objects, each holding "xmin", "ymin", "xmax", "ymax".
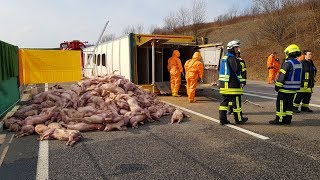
[
  {"xmin": 267, "ymin": 52, "xmax": 278, "ymax": 84},
  {"xmin": 184, "ymin": 52, "xmax": 204, "ymax": 103},
  {"xmin": 167, "ymin": 50, "xmax": 184, "ymax": 97},
  {"xmin": 274, "ymin": 58, "xmax": 281, "ymax": 79}
]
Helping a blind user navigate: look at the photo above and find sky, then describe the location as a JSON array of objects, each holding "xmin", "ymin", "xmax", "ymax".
[{"xmin": 0, "ymin": 0, "xmax": 251, "ymax": 48}]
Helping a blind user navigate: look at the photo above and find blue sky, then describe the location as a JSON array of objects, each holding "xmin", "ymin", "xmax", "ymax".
[{"xmin": 0, "ymin": 0, "xmax": 251, "ymax": 48}]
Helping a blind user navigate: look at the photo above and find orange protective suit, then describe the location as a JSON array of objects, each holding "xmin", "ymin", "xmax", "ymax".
[
  {"xmin": 184, "ymin": 52, "xmax": 204, "ymax": 103},
  {"xmin": 167, "ymin": 50, "xmax": 183, "ymax": 96},
  {"xmin": 274, "ymin": 59, "xmax": 281, "ymax": 79},
  {"xmin": 297, "ymin": 54, "xmax": 305, "ymax": 61},
  {"xmin": 267, "ymin": 53, "xmax": 277, "ymax": 84}
]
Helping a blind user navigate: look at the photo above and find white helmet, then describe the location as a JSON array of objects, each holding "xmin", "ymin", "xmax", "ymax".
[{"xmin": 227, "ymin": 40, "xmax": 240, "ymax": 50}]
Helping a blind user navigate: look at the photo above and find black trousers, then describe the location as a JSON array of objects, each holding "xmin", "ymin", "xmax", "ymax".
[
  {"xmin": 275, "ymin": 92, "xmax": 294, "ymax": 123},
  {"xmin": 219, "ymin": 95, "xmax": 244, "ymax": 122},
  {"xmin": 293, "ymin": 92, "xmax": 312, "ymax": 109}
]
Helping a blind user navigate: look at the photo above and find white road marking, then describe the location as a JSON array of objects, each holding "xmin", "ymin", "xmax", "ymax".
[
  {"xmin": 0, "ymin": 146, "xmax": 9, "ymax": 167},
  {"xmin": 244, "ymin": 92, "xmax": 320, "ymax": 108},
  {"xmin": 212, "ymin": 87, "xmax": 320, "ymax": 108},
  {"xmin": 163, "ymin": 101, "xmax": 270, "ymax": 140},
  {"xmin": 36, "ymin": 140, "xmax": 49, "ymax": 180},
  {"xmin": 36, "ymin": 83, "xmax": 49, "ymax": 180},
  {"xmin": 45, "ymin": 83, "xmax": 48, "ymax": 91},
  {"xmin": 8, "ymin": 134, "xmax": 14, "ymax": 144},
  {"xmin": 0, "ymin": 134, "xmax": 6, "ymax": 144},
  {"xmin": 0, "ymin": 134, "xmax": 14, "ymax": 167}
]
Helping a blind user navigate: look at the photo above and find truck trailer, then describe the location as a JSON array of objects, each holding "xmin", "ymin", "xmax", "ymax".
[{"xmin": 82, "ymin": 33, "xmax": 223, "ymax": 93}]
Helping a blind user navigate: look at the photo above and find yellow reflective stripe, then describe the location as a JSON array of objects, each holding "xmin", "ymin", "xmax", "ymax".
[
  {"xmin": 275, "ymin": 82, "xmax": 283, "ymax": 87},
  {"xmin": 225, "ymin": 82, "xmax": 228, "ymax": 89},
  {"xmin": 302, "ymin": 104, "xmax": 309, "ymax": 107},
  {"xmin": 219, "ymin": 106, "xmax": 228, "ymax": 110},
  {"xmin": 279, "ymin": 89, "xmax": 296, "ymax": 93},
  {"xmin": 280, "ymin": 69, "xmax": 286, "ymax": 74},
  {"xmin": 293, "ymin": 103, "xmax": 299, "ymax": 107},
  {"xmin": 286, "ymin": 111, "xmax": 293, "ymax": 115},
  {"xmin": 298, "ymin": 88, "xmax": 312, "ymax": 93},
  {"xmin": 279, "ymin": 100, "xmax": 284, "ymax": 122},
  {"xmin": 228, "ymin": 102, "xmax": 233, "ymax": 106},
  {"xmin": 276, "ymin": 112, "xmax": 286, "ymax": 116},
  {"xmin": 304, "ymin": 82, "xmax": 308, "ymax": 88},
  {"xmin": 220, "ymin": 88, "xmax": 244, "ymax": 95},
  {"xmin": 305, "ymin": 72, "xmax": 309, "ymax": 79},
  {"xmin": 235, "ymin": 96, "xmax": 242, "ymax": 121},
  {"xmin": 242, "ymin": 68, "xmax": 246, "ymax": 72}
]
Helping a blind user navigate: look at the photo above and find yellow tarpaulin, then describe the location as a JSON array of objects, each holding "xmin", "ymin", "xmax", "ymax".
[{"xmin": 19, "ymin": 49, "xmax": 82, "ymax": 84}]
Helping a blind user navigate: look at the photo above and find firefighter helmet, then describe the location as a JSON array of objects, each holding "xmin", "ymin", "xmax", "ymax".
[
  {"xmin": 227, "ymin": 40, "xmax": 240, "ymax": 50},
  {"xmin": 284, "ymin": 44, "xmax": 301, "ymax": 58}
]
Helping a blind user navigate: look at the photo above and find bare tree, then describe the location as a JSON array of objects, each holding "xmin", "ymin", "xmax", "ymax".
[
  {"xmin": 163, "ymin": 12, "xmax": 179, "ymax": 32},
  {"xmin": 176, "ymin": 6, "xmax": 191, "ymax": 29},
  {"xmin": 135, "ymin": 24, "xmax": 145, "ymax": 34},
  {"xmin": 191, "ymin": 0, "xmax": 207, "ymax": 37},
  {"xmin": 122, "ymin": 25, "xmax": 136, "ymax": 35},
  {"xmin": 100, "ymin": 34, "xmax": 115, "ymax": 43},
  {"xmin": 122, "ymin": 24, "xmax": 145, "ymax": 35}
]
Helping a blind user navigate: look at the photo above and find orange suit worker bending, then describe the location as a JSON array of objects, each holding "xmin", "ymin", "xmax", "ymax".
[
  {"xmin": 167, "ymin": 50, "xmax": 184, "ymax": 97},
  {"xmin": 267, "ymin": 52, "xmax": 279, "ymax": 84},
  {"xmin": 184, "ymin": 52, "xmax": 204, "ymax": 103}
]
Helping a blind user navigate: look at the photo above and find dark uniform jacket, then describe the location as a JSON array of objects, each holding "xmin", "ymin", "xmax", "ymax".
[{"xmin": 299, "ymin": 59, "xmax": 317, "ymax": 92}]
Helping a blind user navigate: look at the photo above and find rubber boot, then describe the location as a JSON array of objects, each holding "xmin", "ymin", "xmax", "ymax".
[
  {"xmin": 269, "ymin": 116, "xmax": 285, "ymax": 125},
  {"xmin": 219, "ymin": 110, "xmax": 230, "ymax": 125},
  {"xmin": 293, "ymin": 107, "xmax": 300, "ymax": 113}
]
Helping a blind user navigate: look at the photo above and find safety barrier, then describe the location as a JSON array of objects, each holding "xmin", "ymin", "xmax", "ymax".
[{"xmin": 0, "ymin": 40, "xmax": 20, "ymax": 117}]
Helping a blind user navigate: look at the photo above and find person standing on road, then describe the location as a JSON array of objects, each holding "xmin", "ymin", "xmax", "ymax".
[
  {"xmin": 293, "ymin": 50, "xmax": 317, "ymax": 113},
  {"xmin": 270, "ymin": 44, "xmax": 302, "ymax": 125},
  {"xmin": 184, "ymin": 51, "xmax": 204, "ymax": 103},
  {"xmin": 218, "ymin": 40, "xmax": 248, "ymax": 125},
  {"xmin": 267, "ymin": 52, "xmax": 278, "ymax": 84},
  {"xmin": 228, "ymin": 50, "xmax": 247, "ymax": 115},
  {"xmin": 274, "ymin": 58, "xmax": 281, "ymax": 79},
  {"xmin": 168, "ymin": 50, "xmax": 184, "ymax": 97}
]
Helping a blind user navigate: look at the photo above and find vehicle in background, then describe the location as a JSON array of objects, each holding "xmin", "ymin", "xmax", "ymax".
[{"xmin": 82, "ymin": 33, "xmax": 223, "ymax": 93}]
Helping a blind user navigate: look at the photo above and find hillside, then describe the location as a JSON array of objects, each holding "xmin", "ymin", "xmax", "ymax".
[{"xmin": 195, "ymin": 8, "xmax": 320, "ymax": 84}]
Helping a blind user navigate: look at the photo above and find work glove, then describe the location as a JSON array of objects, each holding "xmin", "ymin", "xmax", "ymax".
[
  {"xmin": 241, "ymin": 83, "xmax": 246, "ymax": 88},
  {"xmin": 200, "ymin": 78, "xmax": 204, "ymax": 83}
]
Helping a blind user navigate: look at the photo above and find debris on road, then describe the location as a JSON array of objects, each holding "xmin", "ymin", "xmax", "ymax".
[
  {"xmin": 244, "ymin": 99, "xmax": 263, "ymax": 108},
  {"xmin": 2, "ymin": 74, "xmax": 179, "ymax": 146}
]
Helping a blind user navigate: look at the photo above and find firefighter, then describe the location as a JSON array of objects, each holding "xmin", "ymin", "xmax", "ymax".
[
  {"xmin": 184, "ymin": 52, "xmax": 204, "ymax": 103},
  {"xmin": 228, "ymin": 50, "xmax": 246, "ymax": 115},
  {"xmin": 293, "ymin": 50, "xmax": 317, "ymax": 113},
  {"xmin": 267, "ymin": 52, "xmax": 278, "ymax": 84},
  {"xmin": 218, "ymin": 40, "xmax": 248, "ymax": 125},
  {"xmin": 167, "ymin": 50, "xmax": 184, "ymax": 97},
  {"xmin": 269, "ymin": 44, "xmax": 302, "ymax": 125}
]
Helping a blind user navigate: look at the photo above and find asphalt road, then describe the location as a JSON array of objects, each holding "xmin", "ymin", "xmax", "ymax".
[{"xmin": 0, "ymin": 81, "xmax": 319, "ymax": 180}]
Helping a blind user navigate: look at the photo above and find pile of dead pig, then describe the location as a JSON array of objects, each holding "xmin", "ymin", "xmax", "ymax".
[{"xmin": 2, "ymin": 74, "xmax": 187, "ymax": 146}]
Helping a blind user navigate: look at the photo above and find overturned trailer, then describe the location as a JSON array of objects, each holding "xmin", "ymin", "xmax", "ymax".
[{"xmin": 82, "ymin": 33, "xmax": 223, "ymax": 93}]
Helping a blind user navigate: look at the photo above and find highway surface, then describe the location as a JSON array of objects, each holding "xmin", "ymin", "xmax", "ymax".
[{"xmin": 0, "ymin": 81, "xmax": 319, "ymax": 180}]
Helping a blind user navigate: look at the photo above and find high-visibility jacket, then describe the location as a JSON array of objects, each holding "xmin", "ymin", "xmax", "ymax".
[
  {"xmin": 239, "ymin": 59, "xmax": 247, "ymax": 85},
  {"xmin": 218, "ymin": 52, "xmax": 244, "ymax": 95},
  {"xmin": 298, "ymin": 59, "xmax": 317, "ymax": 93},
  {"xmin": 275, "ymin": 58, "xmax": 302, "ymax": 93}
]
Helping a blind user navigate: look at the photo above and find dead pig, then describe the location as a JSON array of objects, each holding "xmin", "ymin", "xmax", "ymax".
[{"xmin": 170, "ymin": 108, "xmax": 190, "ymax": 124}]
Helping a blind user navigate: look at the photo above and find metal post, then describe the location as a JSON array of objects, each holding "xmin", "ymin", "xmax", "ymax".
[
  {"xmin": 151, "ymin": 40, "xmax": 155, "ymax": 93},
  {"xmin": 88, "ymin": 20, "xmax": 109, "ymax": 77}
]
